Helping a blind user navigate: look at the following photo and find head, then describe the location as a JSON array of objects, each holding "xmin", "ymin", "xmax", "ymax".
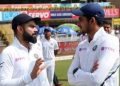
[
  {"xmin": 12, "ymin": 14, "xmax": 40, "ymax": 43},
  {"xmin": 72, "ymin": 3, "xmax": 105, "ymax": 34},
  {"xmin": 44, "ymin": 28, "xmax": 52, "ymax": 39},
  {"xmin": 103, "ymin": 20, "xmax": 112, "ymax": 34}
]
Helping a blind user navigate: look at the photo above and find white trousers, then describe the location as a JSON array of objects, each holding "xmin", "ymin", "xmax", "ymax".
[{"xmin": 45, "ymin": 60, "xmax": 55, "ymax": 86}]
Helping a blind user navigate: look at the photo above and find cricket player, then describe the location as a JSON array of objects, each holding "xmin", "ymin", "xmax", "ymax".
[
  {"xmin": 0, "ymin": 14, "xmax": 50, "ymax": 86},
  {"xmin": 68, "ymin": 3, "xmax": 119, "ymax": 86},
  {"xmin": 41, "ymin": 28, "xmax": 59, "ymax": 86}
]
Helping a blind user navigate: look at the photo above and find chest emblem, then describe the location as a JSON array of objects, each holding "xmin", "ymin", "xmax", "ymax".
[
  {"xmin": 34, "ymin": 54, "xmax": 39, "ymax": 59},
  {"xmin": 50, "ymin": 43, "xmax": 53, "ymax": 46},
  {"xmin": 92, "ymin": 45, "xmax": 97, "ymax": 51}
]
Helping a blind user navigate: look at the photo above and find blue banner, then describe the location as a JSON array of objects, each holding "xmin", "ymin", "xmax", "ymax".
[
  {"xmin": 2, "ymin": 11, "xmax": 20, "ymax": 21},
  {"xmin": 50, "ymin": 10, "xmax": 72, "ymax": 19}
]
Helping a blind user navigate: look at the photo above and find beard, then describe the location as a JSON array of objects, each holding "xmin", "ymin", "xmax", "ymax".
[{"xmin": 23, "ymin": 31, "xmax": 37, "ymax": 44}]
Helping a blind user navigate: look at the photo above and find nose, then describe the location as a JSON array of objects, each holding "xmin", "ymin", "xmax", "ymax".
[
  {"xmin": 34, "ymin": 26, "xmax": 38, "ymax": 34},
  {"xmin": 34, "ymin": 25, "xmax": 38, "ymax": 31}
]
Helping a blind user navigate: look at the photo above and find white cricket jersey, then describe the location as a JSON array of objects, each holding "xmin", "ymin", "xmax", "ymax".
[
  {"xmin": 68, "ymin": 27, "xmax": 119, "ymax": 86},
  {"xmin": 41, "ymin": 37, "xmax": 59, "ymax": 61},
  {"xmin": 0, "ymin": 37, "xmax": 50, "ymax": 86},
  {"xmin": 79, "ymin": 34, "xmax": 88, "ymax": 42}
]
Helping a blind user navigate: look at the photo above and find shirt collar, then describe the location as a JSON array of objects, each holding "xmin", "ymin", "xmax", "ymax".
[
  {"xmin": 43, "ymin": 36, "xmax": 52, "ymax": 41},
  {"xmin": 87, "ymin": 27, "xmax": 106, "ymax": 44},
  {"xmin": 13, "ymin": 37, "xmax": 32, "ymax": 51}
]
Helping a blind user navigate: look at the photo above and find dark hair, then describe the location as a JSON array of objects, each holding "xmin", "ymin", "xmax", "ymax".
[
  {"xmin": 103, "ymin": 20, "xmax": 112, "ymax": 26},
  {"xmin": 84, "ymin": 15, "xmax": 104, "ymax": 27}
]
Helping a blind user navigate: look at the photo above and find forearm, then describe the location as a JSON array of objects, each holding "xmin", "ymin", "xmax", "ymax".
[
  {"xmin": 73, "ymin": 55, "xmax": 118, "ymax": 86},
  {"xmin": 0, "ymin": 73, "xmax": 32, "ymax": 86}
]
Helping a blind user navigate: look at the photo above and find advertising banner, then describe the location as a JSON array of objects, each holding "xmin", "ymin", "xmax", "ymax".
[
  {"xmin": 112, "ymin": 18, "xmax": 120, "ymax": 25},
  {"xmin": 58, "ymin": 41, "xmax": 79, "ymax": 55},
  {"xmin": 1, "ymin": 11, "xmax": 50, "ymax": 21},
  {"xmin": 31, "ymin": 4, "xmax": 52, "ymax": 9},
  {"xmin": 2, "ymin": 11, "xmax": 21, "ymax": 21},
  {"xmin": 0, "ymin": 12, "xmax": 2, "ymax": 21},
  {"xmin": 51, "ymin": 10, "xmax": 72, "ymax": 19},
  {"xmin": 0, "ymin": 3, "xmax": 112, "ymax": 11},
  {"xmin": 0, "ymin": 4, "xmax": 52, "ymax": 11},
  {"xmin": 104, "ymin": 8, "xmax": 119, "ymax": 18},
  {"xmin": 27, "ymin": 10, "xmax": 51, "ymax": 20}
]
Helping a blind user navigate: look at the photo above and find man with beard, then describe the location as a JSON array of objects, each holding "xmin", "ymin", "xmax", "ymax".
[
  {"xmin": 0, "ymin": 14, "xmax": 50, "ymax": 86},
  {"xmin": 68, "ymin": 3, "xmax": 119, "ymax": 86}
]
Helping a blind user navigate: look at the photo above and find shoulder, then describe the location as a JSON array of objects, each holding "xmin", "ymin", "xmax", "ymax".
[
  {"xmin": 1, "ymin": 45, "xmax": 16, "ymax": 55},
  {"xmin": 0, "ymin": 45, "xmax": 15, "ymax": 61},
  {"xmin": 51, "ymin": 38, "xmax": 58, "ymax": 43},
  {"xmin": 76, "ymin": 39, "xmax": 88, "ymax": 51},
  {"xmin": 104, "ymin": 34, "xmax": 119, "ymax": 43},
  {"xmin": 78, "ymin": 39, "xmax": 88, "ymax": 47},
  {"xmin": 101, "ymin": 34, "xmax": 119, "ymax": 50}
]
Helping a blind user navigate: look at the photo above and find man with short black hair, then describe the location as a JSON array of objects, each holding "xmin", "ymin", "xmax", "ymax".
[
  {"xmin": 0, "ymin": 14, "xmax": 50, "ymax": 86},
  {"xmin": 104, "ymin": 20, "xmax": 114, "ymax": 35},
  {"xmin": 68, "ymin": 3, "xmax": 119, "ymax": 86},
  {"xmin": 41, "ymin": 27, "xmax": 59, "ymax": 86}
]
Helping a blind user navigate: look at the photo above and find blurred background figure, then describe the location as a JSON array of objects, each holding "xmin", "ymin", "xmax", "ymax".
[
  {"xmin": 104, "ymin": 20, "xmax": 115, "ymax": 35},
  {"xmin": 41, "ymin": 27, "xmax": 59, "ymax": 86}
]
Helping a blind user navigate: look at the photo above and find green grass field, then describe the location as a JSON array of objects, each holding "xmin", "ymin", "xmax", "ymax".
[
  {"xmin": 55, "ymin": 60, "xmax": 72, "ymax": 86},
  {"xmin": 55, "ymin": 60, "xmax": 120, "ymax": 86}
]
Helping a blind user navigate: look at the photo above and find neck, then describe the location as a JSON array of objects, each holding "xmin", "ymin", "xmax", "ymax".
[
  {"xmin": 88, "ymin": 26, "xmax": 100, "ymax": 42},
  {"xmin": 45, "ymin": 36, "xmax": 50, "ymax": 40},
  {"xmin": 16, "ymin": 35, "xmax": 30, "ymax": 50}
]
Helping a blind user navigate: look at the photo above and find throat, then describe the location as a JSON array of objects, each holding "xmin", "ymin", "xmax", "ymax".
[{"xmin": 88, "ymin": 36, "xmax": 93, "ymax": 43}]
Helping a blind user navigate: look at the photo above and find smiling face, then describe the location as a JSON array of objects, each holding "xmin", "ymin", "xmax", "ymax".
[{"xmin": 21, "ymin": 20, "xmax": 38, "ymax": 43}]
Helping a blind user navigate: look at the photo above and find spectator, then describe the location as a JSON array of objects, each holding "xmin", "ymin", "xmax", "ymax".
[{"xmin": 103, "ymin": 20, "xmax": 115, "ymax": 35}]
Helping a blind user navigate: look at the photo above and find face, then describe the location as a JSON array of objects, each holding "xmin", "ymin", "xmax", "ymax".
[
  {"xmin": 44, "ymin": 30, "xmax": 51, "ymax": 38},
  {"xmin": 21, "ymin": 21, "xmax": 38, "ymax": 43},
  {"xmin": 104, "ymin": 24, "xmax": 112, "ymax": 34},
  {"xmin": 77, "ymin": 16, "xmax": 92, "ymax": 34}
]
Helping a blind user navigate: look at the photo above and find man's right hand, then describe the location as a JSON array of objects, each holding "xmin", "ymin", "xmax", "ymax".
[
  {"xmin": 30, "ymin": 58, "xmax": 46, "ymax": 80},
  {"xmin": 91, "ymin": 60, "xmax": 99, "ymax": 73}
]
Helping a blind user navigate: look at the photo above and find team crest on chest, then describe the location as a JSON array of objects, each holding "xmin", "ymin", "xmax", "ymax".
[
  {"xmin": 92, "ymin": 45, "xmax": 97, "ymax": 51},
  {"xmin": 34, "ymin": 54, "xmax": 39, "ymax": 59},
  {"xmin": 50, "ymin": 43, "xmax": 53, "ymax": 45}
]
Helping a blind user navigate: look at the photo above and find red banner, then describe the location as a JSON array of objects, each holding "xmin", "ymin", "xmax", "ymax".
[
  {"xmin": 26, "ymin": 10, "xmax": 51, "ymax": 20},
  {"xmin": 72, "ymin": 14, "xmax": 79, "ymax": 19},
  {"xmin": 104, "ymin": 8, "xmax": 119, "ymax": 18},
  {"xmin": 0, "ymin": 4, "xmax": 52, "ymax": 11},
  {"xmin": 32, "ymin": 4, "xmax": 52, "ymax": 9},
  {"xmin": 58, "ymin": 41, "xmax": 79, "ymax": 55}
]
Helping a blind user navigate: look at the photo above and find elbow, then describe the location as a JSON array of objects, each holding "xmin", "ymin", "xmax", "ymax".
[
  {"xmin": 67, "ymin": 73, "xmax": 80, "ymax": 86},
  {"xmin": 68, "ymin": 77, "xmax": 74, "ymax": 85},
  {"xmin": 0, "ymin": 80, "xmax": 6, "ymax": 86},
  {"xmin": 67, "ymin": 74, "xmax": 76, "ymax": 85},
  {"xmin": 91, "ymin": 73, "xmax": 104, "ymax": 85},
  {"xmin": 68, "ymin": 77, "xmax": 77, "ymax": 85},
  {"xmin": 67, "ymin": 74, "xmax": 73, "ymax": 85}
]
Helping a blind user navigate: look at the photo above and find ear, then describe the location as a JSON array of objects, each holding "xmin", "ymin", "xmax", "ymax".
[
  {"xmin": 16, "ymin": 25, "xmax": 24, "ymax": 34},
  {"xmin": 89, "ymin": 17, "xmax": 96, "ymax": 24}
]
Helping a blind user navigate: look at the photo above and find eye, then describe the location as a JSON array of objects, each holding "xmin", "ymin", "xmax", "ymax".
[{"xmin": 29, "ymin": 25, "xmax": 37, "ymax": 28}]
